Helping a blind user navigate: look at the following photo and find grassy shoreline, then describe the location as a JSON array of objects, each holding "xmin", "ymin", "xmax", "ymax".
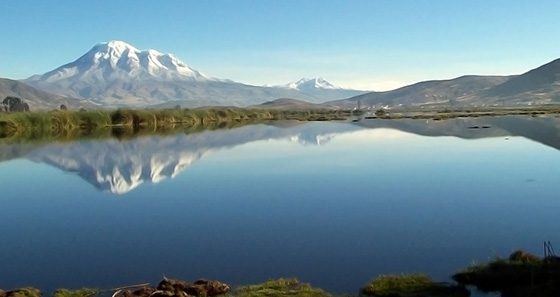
[
  {"xmin": 3, "ymin": 105, "xmax": 560, "ymax": 141},
  {"xmin": 0, "ymin": 108, "xmax": 354, "ymax": 140}
]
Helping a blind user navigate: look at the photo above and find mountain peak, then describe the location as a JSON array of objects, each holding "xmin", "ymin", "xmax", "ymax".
[
  {"xmin": 29, "ymin": 40, "xmax": 212, "ymax": 86},
  {"xmin": 285, "ymin": 77, "xmax": 340, "ymax": 90}
]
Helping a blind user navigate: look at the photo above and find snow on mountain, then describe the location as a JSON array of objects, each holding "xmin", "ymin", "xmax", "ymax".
[
  {"xmin": 23, "ymin": 41, "xmax": 366, "ymax": 107},
  {"xmin": 274, "ymin": 77, "xmax": 367, "ymax": 101},
  {"xmin": 284, "ymin": 77, "xmax": 341, "ymax": 91},
  {"xmin": 31, "ymin": 40, "xmax": 213, "ymax": 83}
]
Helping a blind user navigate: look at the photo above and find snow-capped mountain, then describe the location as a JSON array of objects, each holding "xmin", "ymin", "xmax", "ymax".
[
  {"xmin": 276, "ymin": 77, "xmax": 367, "ymax": 100},
  {"xmin": 24, "ymin": 40, "xmax": 228, "ymax": 106},
  {"xmin": 23, "ymin": 40, "xmax": 366, "ymax": 108},
  {"xmin": 30, "ymin": 40, "xmax": 213, "ymax": 83},
  {"xmin": 284, "ymin": 77, "xmax": 341, "ymax": 91}
]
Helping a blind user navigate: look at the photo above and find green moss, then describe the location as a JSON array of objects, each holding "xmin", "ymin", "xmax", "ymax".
[
  {"xmin": 4, "ymin": 288, "xmax": 42, "ymax": 297},
  {"xmin": 453, "ymin": 250, "xmax": 560, "ymax": 295},
  {"xmin": 361, "ymin": 274, "xmax": 468, "ymax": 297},
  {"xmin": 235, "ymin": 278, "xmax": 335, "ymax": 297},
  {"xmin": 52, "ymin": 288, "xmax": 99, "ymax": 297}
]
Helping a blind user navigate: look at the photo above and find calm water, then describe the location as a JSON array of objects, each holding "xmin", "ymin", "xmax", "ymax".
[{"xmin": 1, "ymin": 117, "xmax": 560, "ymax": 295}]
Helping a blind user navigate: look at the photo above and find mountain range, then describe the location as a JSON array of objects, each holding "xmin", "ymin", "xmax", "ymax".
[
  {"xmin": 21, "ymin": 40, "xmax": 365, "ymax": 108},
  {"xmin": 3, "ymin": 40, "xmax": 560, "ymax": 110},
  {"xmin": 331, "ymin": 58, "xmax": 560, "ymax": 109}
]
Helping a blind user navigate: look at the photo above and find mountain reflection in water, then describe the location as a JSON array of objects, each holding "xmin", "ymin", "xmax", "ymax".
[
  {"xmin": 1, "ymin": 117, "xmax": 560, "ymax": 296},
  {"xmin": 1, "ymin": 122, "xmax": 362, "ymax": 194},
  {"xmin": 1, "ymin": 116, "xmax": 560, "ymax": 194}
]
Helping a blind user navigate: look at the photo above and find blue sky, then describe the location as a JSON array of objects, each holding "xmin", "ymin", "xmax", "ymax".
[{"xmin": 1, "ymin": 0, "xmax": 559, "ymax": 90}]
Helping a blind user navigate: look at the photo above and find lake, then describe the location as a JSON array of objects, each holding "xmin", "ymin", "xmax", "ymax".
[{"xmin": 1, "ymin": 116, "xmax": 560, "ymax": 295}]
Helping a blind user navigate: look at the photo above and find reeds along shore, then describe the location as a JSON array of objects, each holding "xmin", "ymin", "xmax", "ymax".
[{"xmin": 0, "ymin": 108, "xmax": 353, "ymax": 139}]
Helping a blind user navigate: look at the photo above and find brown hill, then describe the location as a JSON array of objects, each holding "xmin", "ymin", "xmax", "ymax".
[
  {"xmin": 0, "ymin": 78, "xmax": 97, "ymax": 110},
  {"xmin": 480, "ymin": 58, "xmax": 560, "ymax": 103},
  {"xmin": 328, "ymin": 75, "xmax": 512, "ymax": 108}
]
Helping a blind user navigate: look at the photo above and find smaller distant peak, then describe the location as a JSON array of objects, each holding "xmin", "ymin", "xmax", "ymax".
[{"xmin": 288, "ymin": 77, "xmax": 339, "ymax": 90}]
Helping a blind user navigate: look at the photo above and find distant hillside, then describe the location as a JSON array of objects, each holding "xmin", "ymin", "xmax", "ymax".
[
  {"xmin": 0, "ymin": 78, "xmax": 96, "ymax": 110},
  {"xmin": 328, "ymin": 75, "xmax": 512, "ymax": 108},
  {"xmin": 253, "ymin": 98, "xmax": 334, "ymax": 110},
  {"xmin": 331, "ymin": 57, "xmax": 560, "ymax": 108},
  {"xmin": 478, "ymin": 58, "xmax": 560, "ymax": 103}
]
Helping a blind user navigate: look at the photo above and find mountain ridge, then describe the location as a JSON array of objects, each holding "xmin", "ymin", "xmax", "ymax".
[
  {"xmin": 327, "ymin": 75, "xmax": 513, "ymax": 108},
  {"xmin": 14, "ymin": 40, "xmax": 560, "ymax": 109},
  {"xmin": 23, "ymin": 41, "xmax": 367, "ymax": 108},
  {"xmin": 479, "ymin": 58, "xmax": 560, "ymax": 102}
]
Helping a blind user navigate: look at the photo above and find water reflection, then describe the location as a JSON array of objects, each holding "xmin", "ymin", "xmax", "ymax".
[
  {"xmin": 0, "ymin": 122, "xmax": 362, "ymax": 194},
  {"xmin": 1, "ymin": 117, "xmax": 560, "ymax": 296},
  {"xmin": 1, "ymin": 116, "xmax": 560, "ymax": 194}
]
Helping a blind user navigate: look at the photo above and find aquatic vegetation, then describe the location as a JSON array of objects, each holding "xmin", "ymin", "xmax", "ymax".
[
  {"xmin": 452, "ymin": 250, "xmax": 560, "ymax": 296},
  {"xmin": 1, "ymin": 288, "xmax": 42, "ymax": 297},
  {"xmin": 52, "ymin": 288, "xmax": 99, "ymax": 297},
  {"xmin": 360, "ymin": 274, "xmax": 469, "ymax": 297},
  {"xmin": 235, "ymin": 278, "xmax": 335, "ymax": 297},
  {"xmin": 0, "ymin": 110, "xmax": 111, "ymax": 139},
  {"xmin": 0, "ymin": 108, "xmax": 349, "ymax": 140}
]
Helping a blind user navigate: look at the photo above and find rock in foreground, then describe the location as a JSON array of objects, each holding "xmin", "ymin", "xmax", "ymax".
[{"xmin": 120, "ymin": 278, "xmax": 230, "ymax": 297}]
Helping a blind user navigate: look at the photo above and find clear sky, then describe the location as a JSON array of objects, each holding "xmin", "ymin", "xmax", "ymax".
[{"xmin": 1, "ymin": 0, "xmax": 559, "ymax": 91}]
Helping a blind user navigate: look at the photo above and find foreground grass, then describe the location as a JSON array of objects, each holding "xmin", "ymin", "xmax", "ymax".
[
  {"xmin": 235, "ymin": 278, "xmax": 335, "ymax": 297},
  {"xmin": 0, "ymin": 279, "xmax": 333, "ymax": 297},
  {"xmin": 360, "ymin": 274, "xmax": 468, "ymax": 297},
  {"xmin": 52, "ymin": 288, "xmax": 99, "ymax": 297},
  {"xmin": 0, "ymin": 108, "xmax": 353, "ymax": 140},
  {"xmin": 0, "ymin": 287, "xmax": 42, "ymax": 297},
  {"xmin": 6, "ymin": 257, "xmax": 560, "ymax": 297},
  {"xmin": 0, "ymin": 277, "xmax": 471, "ymax": 297},
  {"xmin": 452, "ymin": 250, "xmax": 560, "ymax": 296}
]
